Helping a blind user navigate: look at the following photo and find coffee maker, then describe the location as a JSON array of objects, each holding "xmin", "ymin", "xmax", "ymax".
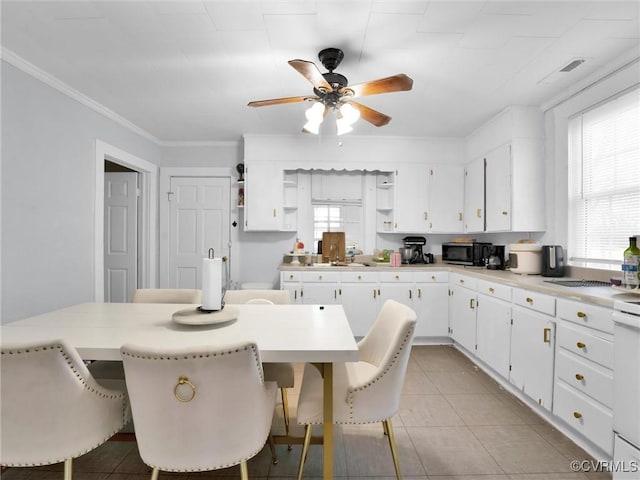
[{"xmin": 401, "ymin": 236, "xmax": 429, "ymax": 264}]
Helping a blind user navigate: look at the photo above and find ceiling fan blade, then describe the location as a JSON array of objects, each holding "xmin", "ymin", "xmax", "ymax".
[
  {"xmin": 288, "ymin": 59, "xmax": 333, "ymax": 92},
  {"xmin": 340, "ymin": 73, "xmax": 413, "ymax": 98},
  {"xmin": 247, "ymin": 95, "xmax": 312, "ymax": 107},
  {"xmin": 347, "ymin": 101, "xmax": 391, "ymax": 127}
]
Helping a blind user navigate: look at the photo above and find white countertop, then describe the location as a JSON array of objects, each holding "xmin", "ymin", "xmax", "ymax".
[{"xmin": 279, "ymin": 262, "xmax": 640, "ymax": 308}]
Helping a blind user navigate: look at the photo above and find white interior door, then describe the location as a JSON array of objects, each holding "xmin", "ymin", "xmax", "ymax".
[
  {"xmin": 104, "ymin": 172, "xmax": 138, "ymax": 302},
  {"xmin": 167, "ymin": 177, "xmax": 230, "ymax": 288}
]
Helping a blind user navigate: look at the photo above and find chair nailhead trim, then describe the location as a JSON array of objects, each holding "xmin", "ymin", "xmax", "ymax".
[
  {"xmin": 1, "ymin": 342, "xmax": 129, "ymax": 467},
  {"xmin": 121, "ymin": 344, "xmax": 265, "ymax": 383}
]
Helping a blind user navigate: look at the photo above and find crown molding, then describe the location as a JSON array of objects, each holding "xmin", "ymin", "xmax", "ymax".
[
  {"xmin": 1, "ymin": 47, "xmax": 163, "ymax": 145},
  {"xmin": 159, "ymin": 140, "xmax": 241, "ymax": 148}
]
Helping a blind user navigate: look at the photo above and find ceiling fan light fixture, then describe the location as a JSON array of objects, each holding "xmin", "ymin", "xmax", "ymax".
[
  {"xmin": 339, "ymin": 103, "xmax": 360, "ymax": 125},
  {"xmin": 336, "ymin": 117, "xmax": 354, "ymax": 136},
  {"xmin": 305, "ymin": 101, "xmax": 325, "ymax": 122},
  {"xmin": 303, "ymin": 119, "xmax": 322, "ymax": 134}
]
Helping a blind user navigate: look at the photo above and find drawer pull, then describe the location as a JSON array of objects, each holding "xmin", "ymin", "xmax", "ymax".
[
  {"xmin": 489, "ymin": 287, "xmax": 495, "ymax": 293},
  {"xmin": 460, "ymin": 279, "xmax": 464, "ymax": 284},
  {"xmin": 543, "ymin": 328, "xmax": 551, "ymax": 343},
  {"xmin": 319, "ymin": 275, "xmax": 323, "ymax": 280},
  {"xmin": 575, "ymin": 374, "xmax": 584, "ymax": 381},
  {"xmin": 289, "ymin": 274, "xmax": 294, "ymax": 280},
  {"xmin": 576, "ymin": 342, "xmax": 586, "ymax": 349},
  {"xmin": 573, "ymin": 411, "xmax": 583, "ymax": 419},
  {"xmin": 577, "ymin": 311, "xmax": 586, "ymax": 318},
  {"xmin": 502, "ymin": 211, "xmax": 508, "ymax": 215},
  {"xmin": 432, "ymin": 275, "xmax": 436, "ymax": 280},
  {"xmin": 395, "ymin": 275, "xmax": 400, "ymax": 280},
  {"xmin": 526, "ymin": 297, "xmax": 533, "ymax": 303},
  {"xmin": 358, "ymin": 275, "xmax": 362, "ymax": 280}
]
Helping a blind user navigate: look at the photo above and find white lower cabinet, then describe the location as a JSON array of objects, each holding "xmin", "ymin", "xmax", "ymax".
[
  {"xmin": 449, "ymin": 281, "xmax": 477, "ymax": 353},
  {"xmin": 510, "ymin": 303, "xmax": 555, "ymax": 410},
  {"xmin": 300, "ymin": 271, "xmax": 340, "ymax": 305},
  {"xmin": 554, "ymin": 298, "xmax": 615, "ymax": 455},
  {"xmin": 413, "ymin": 272, "xmax": 449, "ymax": 337},
  {"xmin": 476, "ymin": 292, "xmax": 512, "ymax": 379},
  {"xmin": 340, "ymin": 272, "xmax": 379, "ymax": 337},
  {"xmin": 281, "ymin": 271, "xmax": 302, "ymax": 304}
]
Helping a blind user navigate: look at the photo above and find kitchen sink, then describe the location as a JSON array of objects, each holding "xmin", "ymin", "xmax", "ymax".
[{"xmin": 544, "ymin": 279, "xmax": 611, "ymax": 287}]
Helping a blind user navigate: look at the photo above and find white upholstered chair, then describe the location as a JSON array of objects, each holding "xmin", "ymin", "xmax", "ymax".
[
  {"xmin": 223, "ymin": 289, "xmax": 291, "ymax": 305},
  {"xmin": 223, "ymin": 289, "xmax": 295, "ymax": 439},
  {"xmin": 120, "ymin": 342, "xmax": 277, "ymax": 480},
  {"xmin": 295, "ymin": 299, "xmax": 417, "ymax": 480},
  {"xmin": 88, "ymin": 288, "xmax": 201, "ymax": 380},
  {"xmin": 1, "ymin": 339, "xmax": 131, "ymax": 479},
  {"xmin": 131, "ymin": 288, "xmax": 201, "ymax": 304}
]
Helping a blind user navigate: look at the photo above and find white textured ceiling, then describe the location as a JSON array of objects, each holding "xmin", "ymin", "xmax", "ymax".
[{"xmin": 1, "ymin": 1, "xmax": 639, "ymax": 143}]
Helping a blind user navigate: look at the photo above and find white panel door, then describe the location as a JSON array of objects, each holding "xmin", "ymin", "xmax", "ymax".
[
  {"xmin": 168, "ymin": 177, "xmax": 230, "ymax": 289},
  {"xmin": 104, "ymin": 172, "xmax": 138, "ymax": 303},
  {"xmin": 463, "ymin": 156, "xmax": 485, "ymax": 233}
]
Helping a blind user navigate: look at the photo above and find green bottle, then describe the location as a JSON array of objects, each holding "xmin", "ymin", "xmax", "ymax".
[{"xmin": 622, "ymin": 236, "xmax": 640, "ymax": 289}]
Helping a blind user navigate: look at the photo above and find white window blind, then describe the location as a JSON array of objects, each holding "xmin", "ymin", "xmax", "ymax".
[{"xmin": 568, "ymin": 87, "xmax": 640, "ymax": 268}]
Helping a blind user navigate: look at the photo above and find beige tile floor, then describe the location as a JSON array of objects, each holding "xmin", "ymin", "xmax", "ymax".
[{"xmin": 1, "ymin": 346, "xmax": 613, "ymax": 480}]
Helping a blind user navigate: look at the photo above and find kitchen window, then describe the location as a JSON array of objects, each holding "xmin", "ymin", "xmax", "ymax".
[
  {"xmin": 568, "ymin": 87, "xmax": 640, "ymax": 269},
  {"xmin": 313, "ymin": 203, "xmax": 362, "ymax": 250}
]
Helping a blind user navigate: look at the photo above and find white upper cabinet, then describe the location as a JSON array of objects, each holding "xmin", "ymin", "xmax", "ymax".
[
  {"xmin": 465, "ymin": 106, "xmax": 546, "ymax": 233},
  {"xmin": 428, "ymin": 164, "xmax": 464, "ymax": 233},
  {"xmin": 243, "ymin": 163, "xmax": 282, "ymax": 231},
  {"xmin": 463, "ymin": 156, "xmax": 485, "ymax": 233},
  {"xmin": 393, "ymin": 165, "xmax": 429, "ymax": 233},
  {"xmin": 485, "ymin": 143, "xmax": 512, "ymax": 231}
]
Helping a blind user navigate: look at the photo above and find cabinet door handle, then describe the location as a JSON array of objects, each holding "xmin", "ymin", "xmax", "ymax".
[
  {"xmin": 294, "ymin": 290, "xmax": 297, "ymax": 300},
  {"xmin": 576, "ymin": 342, "xmax": 586, "ymax": 349},
  {"xmin": 373, "ymin": 289, "xmax": 377, "ymax": 299},
  {"xmin": 458, "ymin": 212, "xmax": 462, "ymax": 221},
  {"xmin": 489, "ymin": 287, "xmax": 495, "ymax": 293},
  {"xmin": 409, "ymin": 289, "xmax": 412, "ymax": 299},
  {"xmin": 273, "ymin": 208, "xmax": 276, "ymax": 217},
  {"xmin": 577, "ymin": 311, "xmax": 586, "ymax": 318},
  {"xmin": 476, "ymin": 208, "xmax": 482, "ymax": 218},
  {"xmin": 543, "ymin": 327, "xmax": 551, "ymax": 343},
  {"xmin": 470, "ymin": 298, "xmax": 475, "ymax": 309},
  {"xmin": 424, "ymin": 212, "xmax": 428, "ymax": 220},
  {"xmin": 418, "ymin": 288, "xmax": 422, "ymax": 298},
  {"xmin": 526, "ymin": 297, "xmax": 533, "ymax": 303},
  {"xmin": 575, "ymin": 373, "xmax": 584, "ymax": 381},
  {"xmin": 502, "ymin": 211, "xmax": 508, "ymax": 215},
  {"xmin": 573, "ymin": 411, "xmax": 583, "ymax": 419},
  {"xmin": 334, "ymin": 290, "xmax": 337, "ymax": 299}
]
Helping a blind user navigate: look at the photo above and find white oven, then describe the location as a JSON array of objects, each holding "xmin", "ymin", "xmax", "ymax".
[{"xmin": 612, "ymin": 300, "xmax": 640, "ymax": 479}]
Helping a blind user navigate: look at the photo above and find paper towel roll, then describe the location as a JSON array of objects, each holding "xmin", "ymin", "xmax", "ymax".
[{"xmin": 201, "ymin": 257, "xmax": 222, "ymax": 311}]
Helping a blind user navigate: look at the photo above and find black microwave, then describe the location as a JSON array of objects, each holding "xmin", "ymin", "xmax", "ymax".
[{"xmin": 442, "ymin": 242, "xmax": 492, "ymax": 266}]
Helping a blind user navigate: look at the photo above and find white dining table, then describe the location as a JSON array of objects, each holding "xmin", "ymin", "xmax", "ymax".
[{"xmin": 1, "ymin": 302, "xmax": 359, "ymax": 480}]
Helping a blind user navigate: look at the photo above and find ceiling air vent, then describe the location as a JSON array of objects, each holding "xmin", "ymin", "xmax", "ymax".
[
  {"xmin": 537, "ymin": 57, "xmax": 589, "ymax": 85},
  {"xmin": 559, "ymin": 58, "xmax": 586, "ymax": 72}
]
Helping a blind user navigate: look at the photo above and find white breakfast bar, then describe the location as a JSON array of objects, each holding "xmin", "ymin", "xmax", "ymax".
[{"xmin": 1, "ymin": 302, "xmax": 359, "ymax": 480}]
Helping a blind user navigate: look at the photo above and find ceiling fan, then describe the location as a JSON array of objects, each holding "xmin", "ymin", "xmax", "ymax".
[{"xmin": 248, "ymin": 48, "xmax": 413, "ymax": 134}]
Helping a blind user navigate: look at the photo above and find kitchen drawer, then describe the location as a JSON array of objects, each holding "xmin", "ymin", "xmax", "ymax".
[
  {"xmin": 301, "ymin": 271, "xmax": 340, "ymax": 283},
  {"xmin": 450, "ymin": 273, "xmax": 477, "ymax": 290},
  {"xmin": 553, "ymin": 381, "xmax": 613, "ymax": 455},
  {"xmin": 513, "ymin": 288, "xmax": 555, "ymax": 316},
  {"xmin": 557, "ymin": 298, "xmax": 613, "ymax": 335},
  {"xmin": 340, "ymin": 271, "xmax": 378, "ymax": 283},
  {"xmin": 557, "ymin": 322, "xmax": 614, "ymax": 369},
  {"xmin": 379, "ymin": 271, "xmax": 413, "ymax": 283},
  {"xmin": 477, "ymin": 279, "xmax": 512, "ymax": 302},
  {"xmin": 556, "ymin": 349, "xmax": 613, "ymax": 408},
  {"xmin": 282, "ymin": 271, "xmax": 302, "ymax": 282},
  {"xmin": 414, "ymin": 271, "xmax": 449, "ymax": 283}
]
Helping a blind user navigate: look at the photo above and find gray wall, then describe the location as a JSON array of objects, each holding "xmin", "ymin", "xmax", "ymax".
[{"xmin": 1, "ymin": 61, "xmax": 161, "ymax": 323}]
